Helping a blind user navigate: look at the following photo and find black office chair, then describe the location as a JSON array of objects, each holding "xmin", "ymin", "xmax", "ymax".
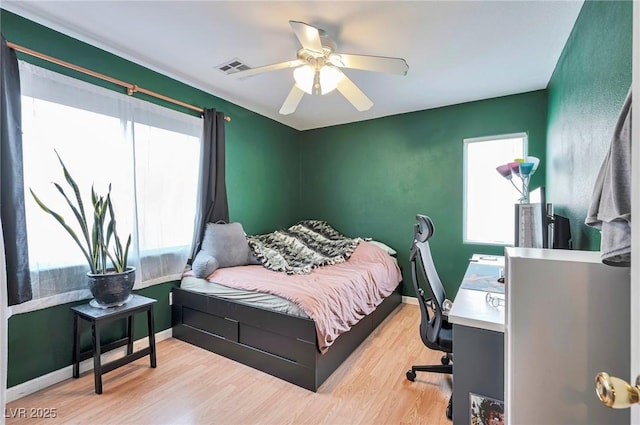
[{"xmin": 405, "ymin": 214, "xmax": 453, "ymax": 419}]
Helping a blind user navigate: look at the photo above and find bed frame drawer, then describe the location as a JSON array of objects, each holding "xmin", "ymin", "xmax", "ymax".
[
  {"xmin": 182, "ymin": 307, "xmax": 238, "ymax": 341},
  {"xmin": 239, "ymin": 322, "xmax": 315, "ymax": 366}
]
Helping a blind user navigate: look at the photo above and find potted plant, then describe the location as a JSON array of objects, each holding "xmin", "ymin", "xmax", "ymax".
[{"xmin": 30, "ymin": 152, "xmax": 134, "ymax": 308}]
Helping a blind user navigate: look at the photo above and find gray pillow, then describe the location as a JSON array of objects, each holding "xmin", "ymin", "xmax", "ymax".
[
  {"xmin": 192, "ymin": 251, "xmax": 220, "ymax": 278},
  {"xmin": 198, "ymin": 222, "xmax": 252, "ymax": 271}
]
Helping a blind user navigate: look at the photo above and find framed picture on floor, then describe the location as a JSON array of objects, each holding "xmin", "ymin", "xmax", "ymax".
[{"xmin": 470, "ymin": 392, "xmax": 505, "ymax": 425}]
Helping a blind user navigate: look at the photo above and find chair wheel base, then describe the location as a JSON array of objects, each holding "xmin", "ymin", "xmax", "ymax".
[
  {"xmin": 406, "ymin": 370, "xmax": 416, "ymax": 382},
  {"xmin": 441, "ymin": 355, "xmax": 450, "ymax": 365}
]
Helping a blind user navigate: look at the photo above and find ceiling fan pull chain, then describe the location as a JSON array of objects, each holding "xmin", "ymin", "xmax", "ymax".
[{"xmin": 313, "ymin": 68, "xmax": 321, "ymax": 95}]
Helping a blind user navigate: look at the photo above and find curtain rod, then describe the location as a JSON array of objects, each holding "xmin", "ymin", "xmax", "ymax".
[{"xmin": 7, "ymin": 41, "xmax": 231, "ymax": 122}]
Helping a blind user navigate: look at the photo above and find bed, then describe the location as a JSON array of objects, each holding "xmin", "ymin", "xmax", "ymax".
[{"xmin": 171, "ymin": 221, "xmax": 402, "ymax": 391}]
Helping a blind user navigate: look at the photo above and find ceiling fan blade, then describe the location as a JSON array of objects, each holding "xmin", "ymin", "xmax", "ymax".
[
  {"xmin": 232, "ymin": 59, "xmax": 304, "ymax": 78},
  {"xmin": 330, "ymin": 53, "xmax": 409, "ymax": 76},
  {"xmin": 279, "ymin": 85, "xmax": 305, "ymax": 115},
  {"xmin": 336, "ymin": 71, "xmax": 373, "ymax": 112},
  {"xmin": 289, "ymin": 20, "xmax": 324, "ymax": 54}
]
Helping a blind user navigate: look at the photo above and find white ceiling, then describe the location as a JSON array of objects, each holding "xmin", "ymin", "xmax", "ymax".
[{"xmin": 3, "ymin": 1, "xmax": 584, "ymax": 131}]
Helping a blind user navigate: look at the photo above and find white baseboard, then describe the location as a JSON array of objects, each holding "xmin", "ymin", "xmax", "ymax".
[
  {"xmin": 402, "ymin": 295, "xmax": 418, "ymax": 305},
  {"xmin": 7, "ymin": 328, "xmax": 172, "ymax": 402}
]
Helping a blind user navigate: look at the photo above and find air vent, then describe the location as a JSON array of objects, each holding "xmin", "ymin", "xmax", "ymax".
[{"xmin": 216, "ymin": 58, "xmax": 251, "ymax": 75}]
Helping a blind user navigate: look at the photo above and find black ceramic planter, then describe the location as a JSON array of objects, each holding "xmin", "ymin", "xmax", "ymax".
[{"xmin": 87, "ymin": 267, "xmax": 136, "ymax": 308}]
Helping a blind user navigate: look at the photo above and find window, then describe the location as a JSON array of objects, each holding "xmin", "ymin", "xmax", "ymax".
[
  {"xmin": 15, "ymin": 61, "xmax": 202, "ymax": 313},
  {"xmin": 463, "ymin": 133, "xmax": 527, "ymax": 245}
]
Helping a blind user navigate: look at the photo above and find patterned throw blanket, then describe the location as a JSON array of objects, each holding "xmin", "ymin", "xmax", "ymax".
[{"xmin": 247, "ymin": 220, "xmax": 362, "ymax": 275}]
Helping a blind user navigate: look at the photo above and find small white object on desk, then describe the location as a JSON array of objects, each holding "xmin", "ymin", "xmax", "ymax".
[
  {"xmin": 448, "ymin": 288, "xmax": 505, "ymax": 333},
  {"xmin": 469, "ymin": 253, "xmax": 505, "ymax": 267}
]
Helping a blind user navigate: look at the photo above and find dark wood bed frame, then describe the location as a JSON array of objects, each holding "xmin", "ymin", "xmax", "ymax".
[{"xmin": 171, "ymin": 285, "xmax": 402, "ymax": 391}]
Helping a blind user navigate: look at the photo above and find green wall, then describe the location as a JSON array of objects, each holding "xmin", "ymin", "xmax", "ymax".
[
  {"xmin": 546, "ymin": 0, "xmax": 632, "ymax": 250},
  {"xmin": 299, "ymin": 91, "xmax": 547, "ymax": 297},
  {"xmin": 1, "ymin": 9, "xmax": 300, "ymax": 386}
]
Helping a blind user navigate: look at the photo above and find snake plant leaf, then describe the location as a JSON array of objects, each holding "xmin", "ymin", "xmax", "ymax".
[
  {"xmin": 106, "ymin": 220, "xmax": 115, "ymax": 248},
  {"xmin": 91, "ymin": 198, "xmax": 107, "ymax": 273},
  {"xmin": 54, "ymin": 150, "xmax": 88, "ymax": 229},
  {"xmin": 104, "ymin": 249, "xmax": 121, "ymax": 273},
  {"xmin": 96, "ymin": 239, "xmax": 107, "ymax": 273},
  {"xmin": 54, "ymin": 153, "xmax": 100, "ymax": 271},
  {"xmin": 30, "ymin": 188, "xmax": 97, "ymax": 273},
  {"xmin": 104, "ymin": 191, "xmax": 114, "ymax": 247},
  {"xmin": 91, "ymin": 185, "xmax": 98, "ymax": 211},
  {"xmin": 91, "ymin": 219, "xmax": 100, "ymax": 272},
  {"xmin": 105, "ymin": 192, "xmax": 129, "ymax": 270},
  {"xmin": 52, "ymin": 182, "xmax": 93, "ymax": 261},
  {"xmin": 123, "ymin": 234, "xmax": 131, "ymax": 271},
  {"xmin": 95, "ymin": 198, "xmax": 111, "ymax": 273}
]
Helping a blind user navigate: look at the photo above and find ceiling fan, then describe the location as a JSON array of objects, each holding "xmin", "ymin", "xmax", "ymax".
[{"xmin": 232, "ymin": 20, "xmax": 409, "ymax": 115}]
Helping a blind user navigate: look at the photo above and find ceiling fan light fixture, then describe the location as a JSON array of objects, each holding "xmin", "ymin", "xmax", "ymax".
[
  {"xmin": 234, "ymin": 20, "xmax": 408, "ymax": 115},
  {"xmin": 294, "ymin": 64, "xmax": 339, "ymax": 96},
  {"xmin": 319, "ymin": 66, "xmax": 339, "ymax": 95},
  {"xmin": 293, "ymin": 65, "xmax": 315, "ymax": 94}
]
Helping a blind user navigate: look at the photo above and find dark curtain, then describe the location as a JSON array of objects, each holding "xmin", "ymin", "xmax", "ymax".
[
  {"xmin": 190, "ymin": 108, "xmax": 229, "ymax": 257},
  {"xmin": 0, "ymin": 34, "xmax": 32, "ymax": 305}
]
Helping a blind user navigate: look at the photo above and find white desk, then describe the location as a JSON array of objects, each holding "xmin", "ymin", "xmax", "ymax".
[
  {"xmin": 447, "ymin": 255, "xmax": 505, "ymax": 424},
  {"xmin": 448, "ymin": 255, "xmax": 505, "ymax": 332},
  {"xmin": 448, "ymin": 288, "xmax": 504, "ymax": 333}
]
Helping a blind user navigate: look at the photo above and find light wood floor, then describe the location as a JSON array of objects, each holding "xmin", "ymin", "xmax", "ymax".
[{"xmin": 6, "ymin": 304, "xmax": 451, "ymax": 425}]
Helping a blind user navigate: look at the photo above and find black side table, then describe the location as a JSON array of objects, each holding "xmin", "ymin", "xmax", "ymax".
[{"xmin": 72, "ymin": 294, "xmax": 157, "ymax": 394}]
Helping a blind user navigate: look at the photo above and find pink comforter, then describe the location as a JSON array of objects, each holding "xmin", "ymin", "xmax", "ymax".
[{"xmin": 202, "ymin": 241, "xmax": 402, "ymax": 353}]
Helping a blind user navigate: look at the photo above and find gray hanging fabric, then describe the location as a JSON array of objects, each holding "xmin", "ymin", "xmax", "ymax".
[
  {"xmin": 1, "ymin": 34, "xmax": 33, "ymax": 304},
  {"xmin": 189, "ymin": 108, "xmax": 229, "ymax": 260},
  {"xmin": 585, "ymin": 89, "xmax": 632, "ymax": 267}
]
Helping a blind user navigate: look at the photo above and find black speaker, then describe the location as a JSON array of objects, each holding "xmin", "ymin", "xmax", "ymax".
[{"xmin": 552, "ymin": 214, "xmax": 572, "ymax": 249}]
